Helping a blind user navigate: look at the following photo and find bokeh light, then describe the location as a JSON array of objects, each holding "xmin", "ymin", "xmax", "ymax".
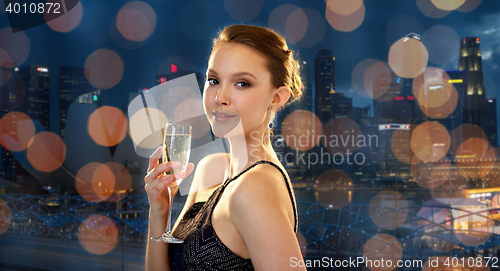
[
  {"xmin": 455, "ymin": 137, "xmax": 493, "ymax": 179},
  {"xmin": 352, "ymin": 59, "xmax": 381, "ymax": 99},
  {"xmin": 268, "ymin": 4, "xmax": 300, "ymax": 37},
  {"xmin": 91, "ymin": 164, "xmax": 115, "ymax": 201},
  {"xmin": 76, "ymin": 163, "xmax": 102, "ymax": 203},
  {"xmin": 449, "ymin": 124, "xmax": 488, "ymax": 156},
  {"xmin": 369, "ymin": 191, "xmax": 408, "ymax": 229},
  {"xmin": 224, "ymin": 0, "xmax": 263, "ymax": 21},
  {"xmin": 325, "ymin": 2, "xmax": 365, "ymax": 32},
  {"xmin": 103, "ymin": 162, "xmax": 132, "ymax": 202},
  {"xmin": 287, "ymin": 8, "xmax": 325, "ymax": 48},
  {"xmin": 314, "ymin": 170, "xmax": 353, "ymax": 209},
  {"xmin": 0, "ymin": 199, "xmax": 11, "ymax": 235},
  {"xmin": 0, "ymin": 112, "xmax": 35, "ymax": 152},
  {"xmin": 27, "ymin": 132, "xmax": 66, "ymax": 172},
  {"xmin": 129, "ymin": 107, "xmax": 168, "ymax": 149},
  {"xmin": 392, "ymin": 129, "xmax": 420, "ymax": 165},
  {"xmin": 0, "ymin": 28, "xmax": 30, "ymax": 66},
  {"xmin": 388, "ymin": 37, "xmax": 429, "ymax": 78},
  {"xmin": 385, "ymin": 14, "xmax": 424, "ymax": 46},
  {"xmin": 363, "ymin": 234, "xmax": 402, "ymax": 271},
  {"xmin": 88, "ymin": 106, "xmax": 128, "ymax": 147},
  {"xmin": 456, "ymin": 0, "xmax": 482, "ymax": 12},
  {"xmin": 281, "ymin": 110, "xmax": 322, "ymax": 151},
  {"xmin": 117, "ymin": 1, "xmax": 156, "ymax": 42},
  {"xmin": 78, "ymin": 215, "xmax": 119, "ymax": 255},
  {"xmin": 410, "ymin": 122, "xmax": 450, "ymax": 162},
  {"xmin": 326, "ymin": 0, "xmax": 363, "ymax": 15},
  {"xmin": 45, "ymin": 1, "xmax": 83, "ymax": 32},
  {"xmin": 422, "ymin": 25, "xmax": 460, "ymax": 65},
  {"xmin": 430, "ymin": 0, "xmax": 466, "ymax": 10},
  {"xmin": 174, "ymin": 98, "xmax": 210, "ymax": 139},
  {"xmin": 416, "ymin": 0, "xmax": 451, "ymax": 18},
  {"xmin": 363, "ymin": 61, "xmax": 391, "ymax": 99},
  {"xmin": 84, "ymin": 49, "xmax": 124, "ymax": 89},
  {"xmin": 321, "ymin": 117, "xmax": 361, "ymax": 154},
  {"xmin": 411, "ymin": 157, "xmax": 450, "ymax": 188},
  {"xmin": 296, "ymin": 232, "xmax": 307, "ymax": 258}
]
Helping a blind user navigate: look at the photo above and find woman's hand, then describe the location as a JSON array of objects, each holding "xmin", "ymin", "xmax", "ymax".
[{"xmin": 145, "ymin": 146, "xmax": 194, "ymax": 216}]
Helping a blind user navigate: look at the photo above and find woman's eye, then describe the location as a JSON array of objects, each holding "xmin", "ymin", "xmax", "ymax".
[
  {"xmin": 236, "ymin": 81, "xmax": 250, "ymax": 88},
  {"xmin": 207, "ymin": 78, "xmax": 219, "ymax": 85}
]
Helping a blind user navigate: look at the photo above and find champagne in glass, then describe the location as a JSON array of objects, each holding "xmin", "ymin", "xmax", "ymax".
[{"xmin": 151, "ymin": 123, "xmax": 191, "ymax": 243}]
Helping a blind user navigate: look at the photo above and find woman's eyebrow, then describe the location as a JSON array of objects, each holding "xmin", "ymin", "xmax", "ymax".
[{"xmin": 206, "ymin": 69, "xmax": 257, "ymax": 80}]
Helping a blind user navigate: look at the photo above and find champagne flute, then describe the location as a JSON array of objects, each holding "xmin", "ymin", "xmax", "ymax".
[{"xmin": 151, "ymin": 123, "xmax": 192, "ymax": 243}]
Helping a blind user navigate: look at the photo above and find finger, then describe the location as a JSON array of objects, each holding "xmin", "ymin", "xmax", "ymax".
[
  {"xmin": 145, "ymin": 161, "xmax": 182, "ymax": 182},
  {"xmin": 184, "ymin": 163, "xmax": 195, "ymax": 178},
  {"xmin": 146, "ymin": 171, "xmax": 187, "ymax": 194},
  {"xmin": 147, "ymin": 145, "xmax": 163, "ymax": 172}
]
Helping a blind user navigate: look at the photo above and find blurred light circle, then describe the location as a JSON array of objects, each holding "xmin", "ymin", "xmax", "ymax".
[
  {"xmin": 296, "ymin": 232, "xmax": 307, "ymax": 258},
  {"xmin": 0, "ymin": 48, "xmax": 12, "ymax": 68},
  {"xmin": 281, "ymin": 110, "xmax": 322, "ymax": 151},
  {"xmin": 456, "ymin": 0, "xmax": 482, "ymax": 12},
  {"xmin": 422, "ymin": 25, "xmax": 460, "ymax": 65},
  {"xmin": 0, "ymin": 199, "xmax": 11, "ymax": 235},
  {"xmin": 391, "ymin": 129, "xmax": 413, "ymax": 164},
  {"xmin": 454, "ymin": 212, "xmax": 492, "ymax": 247},
  {"xmin": 117, "ymin": 1, "xmax": 156, "ymax": 42},
  {"xmin": 456, "ymin": 137, "xmax": 492, "ymax": 179},
  {"xmin": 76, "ymin": 163, "xmax": 102, "ymax": 202},
  {"xmin": 268, "ymin": 4, "xmax": 300, "ymax": 37},
  {"xmin": 417, "ymin": 83, "xmax": 458, "ymax": 119},
  {"xmin": 88, "ymin": 106, "xmax": 128, "ymax": 147},
  {"xmin": 449, "ymin": 124, "xmax": 488, "ymax": 156},
  {"xmin": 412, "ymin": 67, "xmax": 453, "ymax": 108},
  {"xmin": 326, "ymin": 0, "xmax": 363, "ymax": 15},
  {"xmin": 431, "ymin": 0, "xmax": 466, "ymax": 10},
  {"xmin": 84, "ymin": 49, "xmax": 124, "ymax": 89},
  {"xmin": 0, "ymin": 28, "xmax": 30, "ymax": 66},
  {"xmin": 363, "ymin": 61, "xmax": 391, "ymax": 99},
  {"xmin": 0, "ymin": 112, "xmax": 35, "ymax": 152},
  {"xmin": 352, "ymin": 59, "xmax": 379, "ymax": 99},
  {"xmin": 285, "ymin": 8, "xmax": 308, "ymax": 44},
  {"xmin": 288, "ymin": 8, "xmax": 325, "ymax": 48},
  {"xmin": 104, "ymin": 162, "xmax": 132, "ymax": 202},
  {"xmin": 78, "ymin": 215, "xmax": 119, "ymax": 255},
  {"xmin": 45, "ymin": 1, "xmax": 83, "ymax": 32},
  {"xmin": 410, "ymin": 122, "xmax": 450, "ymax": 162},
  {"xmin": 92, "ymin": 164, "xmax": 115, "ymax": 201},
  {"xmin": 388, "ymin": 37, "xmax": 428, "ymax": 78},
  {"xmin": 369, "ymin": 191, "xmax": 408, "ymax": 230},
  {"xmin": 321, "ymin": 117, "xmax": 361, "ymax": 154},
  {"xmin": 411, "ymin": 157, "xmax": 450, "ymax": 188},
  {"xmin": 314, "ymin": 169, "xmax": 353, "ymax": 209},
  {"xmin": 174, "ymin": 98, "xmax": 209, "ymax": 139},
  {"xmin": 363, "ymin": 234, "xmax": 402, "ymax": 271},
  {"xmin": 417, "ymin": 0, "xmax": 451, "ymax": 18},
  {"xmin": 129, "ymin": 107, "xmax": 168, "ymax": 149},
  {"xmin": 224, "ymin": 0, "xmax": 263, "ymax": 21},
  {"xmin": 325, "ymin": 3, "xmax": 365, "ymax": 32},
  {"xmin": 385, "ymin": 14, "xmax": 424, "ymax": 46},
  {"xmin": 27, "ymin": 132, "xmax": 66, "ymax": 172}
]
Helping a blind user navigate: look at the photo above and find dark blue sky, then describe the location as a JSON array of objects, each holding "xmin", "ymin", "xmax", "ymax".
[{"xmin": 0, "ymin": 0, "xmax": 499, "ymax": 134}]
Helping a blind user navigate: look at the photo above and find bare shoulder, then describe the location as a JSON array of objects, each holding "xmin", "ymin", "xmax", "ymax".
[
  {"xmin": 227, "ymin": 162, "xmax": 294, "ymax": 219},
  {"xmin": 189, "ymin": 153, "xmax": 229, "ymax": 201}
]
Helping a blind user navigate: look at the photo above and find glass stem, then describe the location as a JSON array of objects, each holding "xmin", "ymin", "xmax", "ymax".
[{"xmin": 165, "ymin": 185, "xmax": 174, "ymax": 235}]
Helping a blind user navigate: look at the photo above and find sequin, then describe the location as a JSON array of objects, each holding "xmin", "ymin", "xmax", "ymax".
[{"xmin": 168, "ymin": 160, "xmax": 298, "ymax": 270}]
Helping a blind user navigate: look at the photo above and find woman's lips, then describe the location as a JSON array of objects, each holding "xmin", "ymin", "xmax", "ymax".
[{"xmin": 212, "ymin": 111, "xmax": 236, "ymax": 123}]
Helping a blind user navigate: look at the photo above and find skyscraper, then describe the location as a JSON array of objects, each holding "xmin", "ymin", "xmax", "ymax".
[
  {"xmin": 59, "ymin": 66, "xmax": 93, "ymax": 138},
  {"xmin": 314, "ymin": 49, "xmax": 335, "ymax": 125},
  {"xmin": 486, "ymin": 98, "xmax": 497, "ymax": 147},
  {"xmin": 18, "ymin": 64, "xmax": 50, "ymax": 130}
]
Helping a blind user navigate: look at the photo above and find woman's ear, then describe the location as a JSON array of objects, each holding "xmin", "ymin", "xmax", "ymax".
[{"xmin": 271, "ymin": 86, "xmax": 291, "ymax": 110}]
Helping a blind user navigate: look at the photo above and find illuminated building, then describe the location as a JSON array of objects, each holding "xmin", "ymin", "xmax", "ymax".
[
  {"xmin": 314, "ymin": 49, "xmax": 335, "ymax": 125},
  {"xmin": 486, "ymin": 98, "xmax": 497, "ymax": 147}
]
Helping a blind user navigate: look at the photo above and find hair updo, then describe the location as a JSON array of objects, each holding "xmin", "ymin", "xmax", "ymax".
[{"xmin": 210, "ymin": 25, "xmax": 303, "ymax": 107}]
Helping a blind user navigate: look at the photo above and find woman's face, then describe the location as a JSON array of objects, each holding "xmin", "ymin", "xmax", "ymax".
[{"xmin": 203, "ymin": 43, "xmax": 275, "ymax": 138}]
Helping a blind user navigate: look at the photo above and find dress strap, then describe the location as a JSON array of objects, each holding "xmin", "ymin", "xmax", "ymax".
[{"xmin": 221, "ymin": 160, "xmax": 298, "ymax": 233}]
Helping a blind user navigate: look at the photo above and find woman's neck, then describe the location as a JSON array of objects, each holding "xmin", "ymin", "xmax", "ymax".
[{"xmin": 225, "ymin": 129, "xmax": 275, "ymax": 180}]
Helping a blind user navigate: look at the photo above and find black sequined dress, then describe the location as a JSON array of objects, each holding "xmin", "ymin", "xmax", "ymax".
[{"xmin": 168, "ymin": 160, "xmax": 298, "ymax": 271}]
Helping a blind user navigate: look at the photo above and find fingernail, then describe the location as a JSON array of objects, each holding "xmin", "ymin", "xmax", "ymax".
[{"xmin": 174, "ymin": 161, "xmax": 181, "ymax": 167}]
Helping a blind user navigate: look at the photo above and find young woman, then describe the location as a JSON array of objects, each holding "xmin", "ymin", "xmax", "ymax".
[{"xmin": 145, "ymin": 24, "xmax": 306, "ymax": 271}]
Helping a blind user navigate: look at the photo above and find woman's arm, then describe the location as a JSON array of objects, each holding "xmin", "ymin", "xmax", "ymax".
[{"xmin": 228, "ymin": 167, "xmax": 306, "ymax": 271}]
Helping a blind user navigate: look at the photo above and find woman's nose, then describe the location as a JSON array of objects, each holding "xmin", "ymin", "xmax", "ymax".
[{"xmin": 215, "ymin": 83, "xmax": 230, "ymax": 105}]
